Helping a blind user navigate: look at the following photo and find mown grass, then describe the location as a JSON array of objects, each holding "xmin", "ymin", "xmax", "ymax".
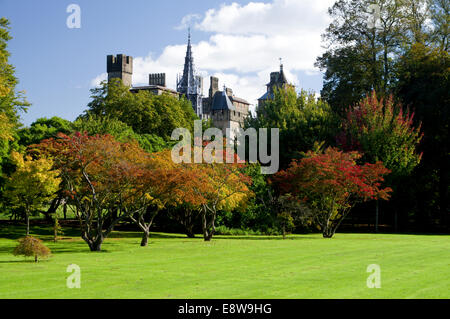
[{"xmin": 0, "ymin": 224, "xmax": 448, "ymax": 299}]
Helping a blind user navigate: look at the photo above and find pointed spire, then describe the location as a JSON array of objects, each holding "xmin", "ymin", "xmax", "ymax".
[
  {"xmin": 177, "ymin": 28, "xmax": 203, "ymax": 116},
  {"xmin": 278, "ymin": 57, "xmax": 287, "ymax": 84}
]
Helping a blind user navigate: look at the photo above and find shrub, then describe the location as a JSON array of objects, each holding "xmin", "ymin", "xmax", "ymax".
[{"xmin": 13, "ymin": 236, "xmax": 51, "ymax": 262}]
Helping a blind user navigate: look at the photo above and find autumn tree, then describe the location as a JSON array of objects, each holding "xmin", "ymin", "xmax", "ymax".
[
  {"xmin": 337, "ymin": 91, "xmax": 423, "ymax": 177},
  {"xmin": 124, "ymin": 150, "xmax": 187, "ymax": 246},
  {"xmin": 4, "ymin": 151, "xmax": 61, "ymax": 236},
  {"xmin": 180, "ymin": 146, "xmax": 253, "ymax": 241},
  {"xmin": 337, "ymin": 91, "xmax": 423, "ymax": 230},
  {"xmin": 273, "ymin": 147, "xmax": 392, "ymax": 238},
  {"xmin": 13, "ymin": 236, "xmax": 51, "ymax": 263},
  {"xmin": 35, "ymin": 133, "xmax": 150, "ymax": 251}
]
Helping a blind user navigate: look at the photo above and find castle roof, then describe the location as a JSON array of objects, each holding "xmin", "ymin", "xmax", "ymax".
[
  {"xmin": 212, "ymin": 90, "xmax": 236, "ymax": 111},
  {"xmin": 230, "ymin": 96, "xmax": 250, "ymax": 105}
]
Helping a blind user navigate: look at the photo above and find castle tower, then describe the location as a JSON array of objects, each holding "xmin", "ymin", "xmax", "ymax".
[
  {"xmin": 177, "ymin": 29, "xmax": 203, "ymax": 117},
  {"xmin": 107, "ymin": 54, "xmax": 133, "ymax": 87},
  {"xmin": 149, "ymin": 73, "xmax": 166, "ymax": 87},
  {"xmin": 257, "ymin": 59, "xmax": 294, "ymax": 109}
]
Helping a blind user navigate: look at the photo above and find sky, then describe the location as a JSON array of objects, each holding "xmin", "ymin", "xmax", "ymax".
[{"xmin": 1, "ymin": 0, "xmax": 335, "ymax": 126}]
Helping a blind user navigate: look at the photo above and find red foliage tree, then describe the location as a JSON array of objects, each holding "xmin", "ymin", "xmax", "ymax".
[
  {"xmin": 34, "ymin": 132, "xmax": 150, "ymax": 251},
  {"xmin": 272, "ymin": 147, "xmax": 392, "ymax": 238}
]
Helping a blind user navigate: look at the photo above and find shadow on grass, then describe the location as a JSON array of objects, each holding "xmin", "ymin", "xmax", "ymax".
[{"xmin": 0, "ymin": 259, "xmax": 50, "ymax": 264}]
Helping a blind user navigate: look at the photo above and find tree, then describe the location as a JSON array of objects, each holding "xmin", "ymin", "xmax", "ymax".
[
  {"xmin": 73, "ymin": 114, "xmax": 172, "ymax": 153},
  {"xmin": 125, "ymin": 150, "xmax": 186, "ymax": 246},
  {"xmin": 18, "ymin": 117, "xmax": 73, "ymax": 147},
  {"xmin": 394, "ymin": 43, "xmax": 449, "ymax": 230},
  {"xmin": 4, "ymin": 152, "xmax": 61, "ymax": 236},
  {"xmin": 273, "ymin": 147, "xmax": 392, "ymax": 238},
  {"xmin": 0, "ymin": 18, "xmax": 30, "ymax": 179},
  {"xmin": 13, "ymin": 236, "xmax": 51, "ymax": 262},
  {"xmin": 429, "ymin": 0, "xmax": 449, "ymax": 51},
  {"xmin": 337, "ymin": 91, "xmax": 423, "ymax": 231},
  {"xmin": 83, "ymin": 79, "xmax": 198, "ymax": 140},
  {"xmin": 36, "ymin": 133, "xmax": 150, "ymax": 251},
  {"xmin": 246, "ymin": 87, "xmax": 339, "ymax": 169},
  {"xmin": 337, "ymin": 91, "xmax": 423, "ymax": 177},
  {"xmin": 316, "ymin": 0, "xmax": 436, "ymax": 113},
  {"xmin": 179, "ymin": 145, "xmax": 253, "ymax": 241}
]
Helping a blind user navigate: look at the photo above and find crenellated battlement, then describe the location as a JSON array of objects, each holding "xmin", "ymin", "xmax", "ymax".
[
  {"xmin": 107, "ymin": 54, "xmax": 133, "ymax": 86},
  {"xmin": 149, "ymin": 73, "xmax": 166, "ymax": 87}
]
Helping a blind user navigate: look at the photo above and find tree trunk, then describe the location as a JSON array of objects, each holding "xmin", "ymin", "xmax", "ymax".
[
  {"xmin": 25, "ymin": 213, "xmax": 30, "ymax": 236},
  {"xmin": 185, "ymin": 228, "xmax": 195, "ymax": 238},
  {"xmin": 63, "ymin": 203, "xmax": 67, "ymax": 220},
  {"xmin": 34, "ymin": 254, "xmax": 38, "ymax": 263},
  {"xmin": 140, "ymin": 229, "xmax": 149, "ymax": 247},
  {"xmin": 88, "ymin": 240, "xmax": 102, "ymax": 252},
  {"xmin": 322, "ymin": 224, "xmax": 335, "ymax": 238},
  {"xmin": 375, "ymin": 200, "xmax": 379, "ymax": 233}
]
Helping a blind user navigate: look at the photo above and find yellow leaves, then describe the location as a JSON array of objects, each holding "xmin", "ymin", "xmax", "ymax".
[
  {"xmin": 5, "ymin": 152, "xmax": 61, "ymax": 209},
  {"xmin": 144, "ymin": 193, "xmax": 154, "ymax": 201},
  {"xmin": 0, "ymin": 113, "xmax": 14, "ymax": 142}
]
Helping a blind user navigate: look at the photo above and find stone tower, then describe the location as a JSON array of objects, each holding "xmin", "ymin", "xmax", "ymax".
[
  {"xmin": 107, "ymin": 54, "xmax": 133, "ymax": 87},
  {"xmin": 257, "ymin": 61, "xmax": 294, "ymax": 109},
  {"xmin": 176, "ymin": 29, "xmax": 203, "ymax": 117}
]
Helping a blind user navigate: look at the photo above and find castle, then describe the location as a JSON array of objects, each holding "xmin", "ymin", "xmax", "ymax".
[{"xmin": 106, "ymin": 31, "xmax": 294, "ymax": 138}]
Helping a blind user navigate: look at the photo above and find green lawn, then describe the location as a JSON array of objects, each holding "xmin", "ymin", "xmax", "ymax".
[{"xmin": 0, "ymin": 225, "xmax": 448, "ymax": 298}]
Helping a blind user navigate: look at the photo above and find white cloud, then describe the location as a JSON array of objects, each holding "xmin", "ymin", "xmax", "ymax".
[
  {"xmin": 91, "ymin": 0, "xmax": 334, "ymax": 108},
  {"xmin": 90, "ymin": 72, "xmax": 107, "ymax": 87},
  {"xmin": 175, "ymin": 13, "xmax": 202, "ymax": 30}
]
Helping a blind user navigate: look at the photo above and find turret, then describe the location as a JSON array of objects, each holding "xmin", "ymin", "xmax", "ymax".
[{"xmin": 107, "ymin": 54, "xmax": 133, "ymax": 87}]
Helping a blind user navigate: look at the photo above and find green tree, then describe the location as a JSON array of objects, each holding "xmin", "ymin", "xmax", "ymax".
[
  {"xmin": 316, "ymin": 0, "xmax": 435, "ymax": 113},
  {"xmin": 0, "ymin": 18, "xmax": 30, "ymax": 177},
  {"xmin": 394, "ymin": 43, "xmax": 449, "ymax": 230},
  {"xmin": 247, "ymin": 87, "xmax": 338, "ymax": 169},
  {"xmin": 83, "ymin": 79, "xmax": 197, "ymax": 140},
  {"xmin": 73, "ymin": 114, "xmax": 172, "ymax": 153},
  {"xmin": 4, "ymin": 152, "xmax": 61, "ymax": 236},
  {"xmin": 18, "ymin": 117, "xmax": 73, "ymax": 147}
]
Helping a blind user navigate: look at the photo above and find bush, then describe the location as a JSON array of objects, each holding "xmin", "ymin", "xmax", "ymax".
[
  {"xmin": 13, "ymin": 236, "xmax": 51, "ymax": 262},
  {"xmin": 214, "ymin": 225, "xmax": 280, "ymax": 236}
]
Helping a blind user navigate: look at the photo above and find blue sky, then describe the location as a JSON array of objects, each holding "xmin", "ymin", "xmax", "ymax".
[{"xmin": 1, "ymin": 0, "xmax": 334, "ymax": 126}]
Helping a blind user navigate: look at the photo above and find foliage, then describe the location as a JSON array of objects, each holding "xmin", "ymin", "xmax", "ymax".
[
  {"xmin": 178, "ymin": 143, "xmax": 253, "ymax": 241},
  {"xmin": 0, "ymin": 18, "xmax": 30, "ymax": 179},
  {"xmin": 394, "ymin": 43, "xmax": 449, "ymax": 228},
  {"xmin": 13, "ymin": 236, "xmax": 51, "ymax": 262},
  {"xmin": 83, "ymin": 79, "xmax": 198, "ymax": 140},
  {"xmin": 4, "ymin": 151, "xmax": 61, "ymax": 235},
  {"xmin": 35, "ymin": 133, "xmax": 151, "ymax": 251},
  {"xmin": 246, "ymin": 87, "xmax": 339, "ymax": 168},
  {"xmin": 18, "ymin": 117, "xmax": 74, "ymax": 147},
  {"xmin": 337, "ymin": 91, "xmax": 423, "ymax": 177},
  {"xmin": 315, "ymin": 0, "xmax": 444, "ymax": 114},
  {"xmin": 73, "ymin": 114, "xmax": 172, "ymax": 153},
  {"xmin": 273, "ymin": 147, "xmax": 392, "ymax": 238},
  {"xmin": 125, "ymin": 149, "xmax": 187, "ymax": 246}
]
